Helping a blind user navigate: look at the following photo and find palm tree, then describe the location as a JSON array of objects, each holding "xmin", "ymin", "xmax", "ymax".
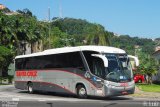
[
  {"xmin": 13, "ymin": 10, "xmax": 45, "ymax": 54},
  {"xmin": 85, "ymin": 24, "xmax": 109, "ymax": 46}
]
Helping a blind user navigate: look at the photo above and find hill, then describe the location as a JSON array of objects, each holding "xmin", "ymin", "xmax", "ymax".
[{"xmin": 110, "ymin": 35, "xmax": 157, "ymax": 55}]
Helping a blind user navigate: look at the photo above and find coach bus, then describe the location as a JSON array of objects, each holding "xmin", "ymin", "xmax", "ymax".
[{"xmin": 14, "ymin": 46, "xmax": 139, "ymax": 98}]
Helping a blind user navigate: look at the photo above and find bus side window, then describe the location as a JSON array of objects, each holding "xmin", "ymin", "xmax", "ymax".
[
  {"xmin": 92, "ymin": 58, "xmax": 105, "ymax": 78},
  {"xmin": 15, "ymin": 58, "xmax": 24, "ymax": 70},
  {"xmin": 82, "ymin": 51, "xmax": 99, "ymax": 72},
  {"xmin": 25, "ymin": 58, "xmax": 32, "ymax": 70},
  {"xmin": 64, "ymin": 52, "xmax": 85, "ymax": 70}
]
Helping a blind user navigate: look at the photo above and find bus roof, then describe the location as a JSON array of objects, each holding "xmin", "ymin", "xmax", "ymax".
[{"xmin": 15, "ymin": 45, "xmax": 126, "ymax": 59}]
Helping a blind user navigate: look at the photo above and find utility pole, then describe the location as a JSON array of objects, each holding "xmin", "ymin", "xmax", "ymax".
[
  {"xmin": 59, "ymin": 0, "xmax": 63, "ymax": 18},
  {"xmin": 48, "ymin": 7, "xmax": 51, "ymax": 49}
]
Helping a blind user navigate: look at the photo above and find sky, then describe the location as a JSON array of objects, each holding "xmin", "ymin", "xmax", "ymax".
[{"xmin": 1, "ymin": 0, "xmax": 160, "ymax": 39}]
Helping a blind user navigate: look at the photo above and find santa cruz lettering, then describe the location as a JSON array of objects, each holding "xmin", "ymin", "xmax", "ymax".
[{"xmin": 16, "ymin": 70, "xmax": 37, "ymax": 77}]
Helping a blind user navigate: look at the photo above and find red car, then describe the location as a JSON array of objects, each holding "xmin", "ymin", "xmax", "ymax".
[{"xmin": 134, "ymin": 74, "xmax": 145, "ymax": 83}]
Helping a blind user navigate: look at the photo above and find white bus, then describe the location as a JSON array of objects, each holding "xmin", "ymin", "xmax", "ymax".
[{"xmin": 14, "ymin": 46, "xmax": 138, "ymax": 98}]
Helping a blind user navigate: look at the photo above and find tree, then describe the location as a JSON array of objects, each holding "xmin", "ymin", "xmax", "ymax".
[
  {"xmin": 110, "ymin": 35, "xmax": 156, "ymax": 55},
  {"xmin": 136, "ymin": 51, "xmax": 158, "ymax": 84},
  {"xmin": 13, "ymin": 12, "xmax": 46, "ymax": 53},
  {"xmin": 17, "ymin": 8, "xmax": 33, "ymax": 17},
  {"xmin": 155, "ymin": 38, "xmax": 160, "ymax": 46},
  {"xmin": 0, "ymin": 46, "xmax": 14, "ymax": 76},
  {"xmin": 85, "ymin": 24, "xmax": 109, "ymax": 45},
  {"xmin": 0, "ymin": 13, "xmax": 13, "ymax": 46},
  {"xmin": 51, "ymin": 18, "xmax": 110, "ymax": 46}
]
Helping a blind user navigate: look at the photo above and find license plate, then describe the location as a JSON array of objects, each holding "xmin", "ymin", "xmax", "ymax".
[{"xmin": 122, "ymin": 91, "xmax": 128, "ymax": 95}]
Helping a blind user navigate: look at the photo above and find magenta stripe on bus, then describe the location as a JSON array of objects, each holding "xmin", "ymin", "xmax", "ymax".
[{"xmin": 15, "ymin": 80, "xmax": 75, "ymax": 94}]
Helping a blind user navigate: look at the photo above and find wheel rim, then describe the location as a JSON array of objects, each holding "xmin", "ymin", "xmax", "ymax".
[{"xmin": 79, "ymin": 88, "xmax": 86, "ymax": 96}]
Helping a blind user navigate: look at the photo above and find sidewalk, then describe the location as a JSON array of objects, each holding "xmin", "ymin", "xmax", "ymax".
[{"xmin": 128, "ymin": 86, "xmax": 160, "ymax": 98}]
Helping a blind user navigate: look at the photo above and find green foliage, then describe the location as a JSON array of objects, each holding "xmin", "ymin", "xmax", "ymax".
[
  {"xmin": 51, "ymin": 18, "xmax": 110, "ymax": 46},
  {"xmin": 0, "ymin": 46, "xmax": 14, "ymax": 76},
  {"xmin": 0, "ymin": 10, "xmax": 48, "ymax": 53},
  {"xmin": 135, "ymin": 51, "xmax": 158, "ymax": 84},
  {"xmin": 155, "ymin": 38, "xmax": 160, "ymax": 46},
  {"xmin": 17, "ymin": 9, "xmax": 33, "ymax": 17},
  {"xmin": 137, "ymin": 52, "xmax": 158, "ymax": 76},
  {"xmin": 110, "ymin": 35, "xmax": 135, "ymax": 54},
  {"xmin": 110, "ymin": 35, "xmax": 156, "ymax": 55},
  {"xmin": 0, "ymin": 9, "xmax": 48, "ymax": 76}
]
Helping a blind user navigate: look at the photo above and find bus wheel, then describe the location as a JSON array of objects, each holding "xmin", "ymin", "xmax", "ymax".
[
  {"xmin": 77, "ymin": 85, "xmax": 87, "ymax": 98},
  {"xmin": 27, "ymin": 82, "xmax": 34, "ymax": 94}
]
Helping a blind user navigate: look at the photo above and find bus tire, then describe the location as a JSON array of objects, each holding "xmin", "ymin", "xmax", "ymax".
[
  {"xmin": 27, "ymin": 82, "xmax": 34, "ymax": 94},
  {"xmin": 76, "ymin": 85, "xmax": 87, "ymax": 99}
]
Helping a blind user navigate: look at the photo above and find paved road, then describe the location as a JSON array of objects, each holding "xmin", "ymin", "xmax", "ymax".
[{"xmin": 0, "ymin": 85, "xmax": 159, "ymax": 107}]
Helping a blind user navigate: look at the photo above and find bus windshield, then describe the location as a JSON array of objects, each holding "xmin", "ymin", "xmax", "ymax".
[{"xmin": 105, "ymin": 54, "xmax": 133, "ymax": 82}]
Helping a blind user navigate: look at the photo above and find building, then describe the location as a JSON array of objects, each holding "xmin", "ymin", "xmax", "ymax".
[
  {"xmin": 0, "ymin": 4, "xmax": 18, "ymax": 15},
  {"xmin": 153, "ymin": 46, "xmax": 160, "ymax": 64},
  {"xmin": 155, "ymin": 46, "xmax": 160, "ymax": 52},
  {"xmin": 153, "ymin": 49, "xmax": 160, "ymax": 82},
  {"xmin": 0, "ymin": 4, "xmax": 6, "ymax": 10}
]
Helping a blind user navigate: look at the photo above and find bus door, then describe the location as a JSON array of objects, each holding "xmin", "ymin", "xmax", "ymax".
[{"xmin": 91, "ymin": 54, "xmax": 108, "ymax": 95}]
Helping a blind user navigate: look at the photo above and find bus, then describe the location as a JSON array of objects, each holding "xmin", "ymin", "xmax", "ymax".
[{"xmin": 14, "ymin": 46, "xmax": 139, "ymax": 98}]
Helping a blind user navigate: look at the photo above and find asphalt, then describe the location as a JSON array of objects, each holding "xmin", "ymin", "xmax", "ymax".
[{"xmin": 0, "ymin": 85, "xmax": 160, "ymax": 107}]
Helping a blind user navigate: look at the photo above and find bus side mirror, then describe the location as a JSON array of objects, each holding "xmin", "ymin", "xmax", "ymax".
[
  {"xmin": 91, "ymin": 54, "xmax": 108, "ymax": 67},
  {"xmin": 128, "ymin": 55, "xmax": 139, "ymax": 67}
]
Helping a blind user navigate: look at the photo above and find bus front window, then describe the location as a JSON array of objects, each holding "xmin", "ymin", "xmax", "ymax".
[
  {"xmin": 105, "ymin": 54, "xmax": 133, "ymax": 82},
  {"xmin": 119, "ymin": 55, "xmax": 133, "ymax": 81}
]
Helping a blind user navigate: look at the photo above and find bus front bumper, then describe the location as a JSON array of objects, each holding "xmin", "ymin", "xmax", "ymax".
[{"xmin": 104, "ymin": 81, "xmax": 135, "ymax": 97}]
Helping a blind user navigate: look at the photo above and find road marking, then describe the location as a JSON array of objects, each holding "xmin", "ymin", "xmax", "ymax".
[
  {"xmin": 0, "ymin": 92, "xmax": 97, "ymax": 102},
  {"xmin": 12, "ymin": 98, "xmax": 19, "ymax": 101},
  {"xmin": 38, "ymin": 99, "xmax": 46, "ymax": 102}
]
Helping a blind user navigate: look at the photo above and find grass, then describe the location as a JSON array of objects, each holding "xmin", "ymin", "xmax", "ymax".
[{"xmin": 136, "ymin": 83, "xmax": 160, "ymax": 92}]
